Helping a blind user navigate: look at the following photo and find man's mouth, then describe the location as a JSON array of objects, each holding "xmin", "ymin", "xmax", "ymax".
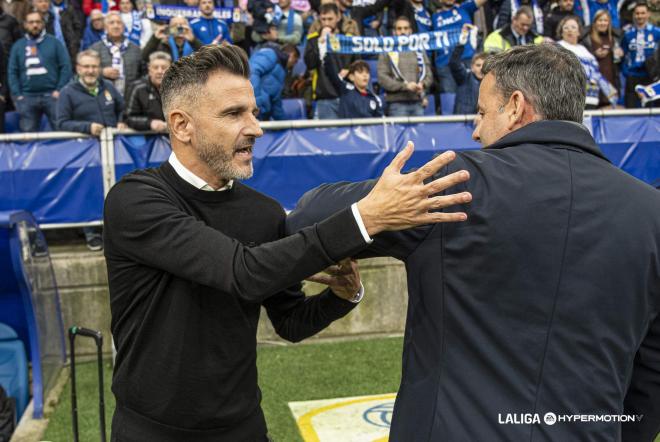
[{"xmin": 234, "ymin": 145, "xmax": 253, "ymax": 158}]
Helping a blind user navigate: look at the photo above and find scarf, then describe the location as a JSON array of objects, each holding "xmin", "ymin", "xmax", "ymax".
[
  {"xmin": 102, "ymin": 35, "xmax": 128, "ymax": 92},
  {"xmin": 510, "ymin": 0, "xmax": 544, "ymax": 35},
  {"xmin": 49, "ymin": 3, "xmax": 65, "ymax": 43},
  {"xmin": 123, "ymin": 10, "xmax": 142, "ymax": 46},
  {"xmin": 168, "ymin": 35, "xmax": 194, "ymax": 61},
  {"xmin": 25, "ymin": 30, "xmax": 48, "ymax": 76},
  {"xmin": 635, "ymin": 80, "xmax": 660, "ymax": 106},
  {"xmin": 388, "ymin": 51, "xmax": 426, "ymax": 83}
]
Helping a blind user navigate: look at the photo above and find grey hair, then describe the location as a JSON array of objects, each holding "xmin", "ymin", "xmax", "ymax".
[
  {"xmin": 105, "ymin": 10, "xmax": 121, "ymax": 21},
  {"xmin": 76, "ymin": 49, "xmax": 101, "ymax": 64},
  {"xmin": 513, "ymin": 5, "xmax": 533, "ymax": 19},
  {"xmin": 481, "ymin": 43, "xmax": 586, "ymax": 123},
  {"xmin": 149, "ymin": 51, "xmax": 172, "ymax": 64},
  {"xmin": 160, "ymin": 44, "xmax": 250, "ymax": 115}
]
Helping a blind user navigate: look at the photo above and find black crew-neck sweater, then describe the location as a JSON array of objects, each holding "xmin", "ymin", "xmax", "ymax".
[{"xmin": 104, "ymin": 162, "xmax": 367, "ymax": 441}]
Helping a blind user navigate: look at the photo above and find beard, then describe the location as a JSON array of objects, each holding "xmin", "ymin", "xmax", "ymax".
[{"xmin": 196, "ymin": 133, "xmax": 254, "ymax": 182}]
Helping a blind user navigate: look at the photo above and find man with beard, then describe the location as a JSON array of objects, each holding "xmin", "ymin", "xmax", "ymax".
[
  {"xmin": 286, "ymin": 44, "xmax": 660, "ymax": 441},
  {"xmin": 103, "ymin": 44, "xmax": 472, "ymax": 441}
]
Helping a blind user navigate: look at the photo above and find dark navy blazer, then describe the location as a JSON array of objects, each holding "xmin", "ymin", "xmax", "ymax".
[{"xmin": 286, "ymin": 120, "xmax": 660, "ymax": 441}]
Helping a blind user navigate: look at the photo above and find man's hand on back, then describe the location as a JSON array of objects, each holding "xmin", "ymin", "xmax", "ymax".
[{"xmin": 357, "ymin": 142, "xmax": 471, "ymax": 236}]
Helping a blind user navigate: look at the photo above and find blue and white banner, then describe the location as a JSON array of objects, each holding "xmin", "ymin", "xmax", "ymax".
[
  {"xmin": 325, "ymin": 30, "xmax": 462, "ymax": 54},
  {"xmin": 145, "ymin": 4, "xmax": 239, "ymax": 22}
]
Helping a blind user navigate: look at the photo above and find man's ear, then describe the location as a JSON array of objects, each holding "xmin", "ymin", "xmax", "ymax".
[
  {"xmin": 505, "ymin": 90, "xmax": 532, "ymax": 130},
  {"xmin": 167, "ymin": 109, "xmax": 194, "ymax": 144}
]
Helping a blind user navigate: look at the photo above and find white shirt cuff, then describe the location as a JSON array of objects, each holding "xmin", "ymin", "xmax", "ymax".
[
  {"xmin": 348, "ymin": 283, "xmax": 365, "ymax": 304},
  {"xmin": 351, "ymin": 203, "xmax": 374, "ymax": 244}
]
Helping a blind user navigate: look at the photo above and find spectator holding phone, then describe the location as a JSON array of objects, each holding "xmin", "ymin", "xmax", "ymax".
[{"xmin": 142, "ymin": 15, "xmax": 203, "ymax": 62}]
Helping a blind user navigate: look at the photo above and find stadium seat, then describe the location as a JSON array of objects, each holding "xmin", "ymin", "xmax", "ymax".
[
  {"xmin": 0, "ymin": 323, "xmax": 28, "ymax": 420},
  {"xmin": 282, "ymin": 99, "xmax": 306, "ymax": 120},
  {"xmin": 440, "ymin": 93, "xmax": 456, "ymax": 116}
]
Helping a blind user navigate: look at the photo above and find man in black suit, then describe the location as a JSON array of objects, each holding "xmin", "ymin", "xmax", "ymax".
[{"xmin": 287, "ymin": 44, "xmax": 660, "ymax": 441}]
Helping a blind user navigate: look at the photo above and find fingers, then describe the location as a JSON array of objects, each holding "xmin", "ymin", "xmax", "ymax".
[
  {"xmin": 385, "ymin": 141, "xmax": 414, "ymax": 174},
  {"xmin": 426, "ymin": 192, "xmax": 472, "ymax": 211},
  {"xmin": 414, "ymin": 150, "xmax": 457, "ymax": 181},
  {"xmin": 424, "ymin": 169, "xmax": 470, "ymax": 195},
  {"xmin": 306, "ymin": 274, "xmax": 334, "ymax": 285}
]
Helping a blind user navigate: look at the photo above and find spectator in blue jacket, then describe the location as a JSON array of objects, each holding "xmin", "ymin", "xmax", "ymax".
[
  {"xmin": 190, "ymin": 0, "xmax": 231, "ymax": 45},
  {"xmin": 249, "ymin": 40, "xmax": 299, "ymax": 120},
  {"xmin": 8, "ymin": 11, "xmax": 72, "ymax": 132},
  {"xmin": 450, "ymin": 47, "xmax": 486, "ymax": 114},
  {"xmin": 621, "ymin": 2, "xmax": 660, "ymax": 107},
  {"xmin": 324, "ymin": 58, "xmax": 384, "ymax": 118},
  {"xmin": 55, "ymin": 49, "xmax": 125, "ymax": 135},
  {"xmin": 80, "ymin": 9, "xmax": 104, "ymax": 50}
]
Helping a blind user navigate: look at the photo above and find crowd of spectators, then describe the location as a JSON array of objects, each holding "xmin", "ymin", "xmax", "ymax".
[{"xmin": 0, "ymin": 0, "xmax": 656, "ymax": 129}]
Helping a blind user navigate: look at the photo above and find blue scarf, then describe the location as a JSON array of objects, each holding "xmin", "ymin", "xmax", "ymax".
[
  {"xmin": 168, "ymin": 35, "xmax": 194, "ymax": 61},
  {"xmin": 124, "ymin": 11, "xmax": 143, "ymax": 46},
  {"xmin": 25, "ymin": 30, "xmax": 48, "ymax": 76},
  {"xmin": 578, "ymin": 54, "xmax": 618, "ymax": 105},
  {"xmin": 326, "ymin": 30, "xmax": 461, "ymax": 54},
  {"xmin": 635, "ymin": 80, "xmax": 660, "ymax": 106},
  {"xmin": 49, "ymin": 3, "xmax": 65, "ymax": 43}
]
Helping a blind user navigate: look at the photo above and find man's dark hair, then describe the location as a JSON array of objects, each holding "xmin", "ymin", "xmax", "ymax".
[
  {"xmin": 282, "ymin": 43, "xmax": 300, "ymax": 58},
  {"xmin": 633, "ymin": 1, "xmax": 649, "ymax": 11},
  {"xmin": 481, "ymin": 44, "xmax": 586, "ymax": 123},
  {"xmin": 319, "ymin": 3, "xmax": 340, "ymax": 15},
  {"xmin": 394, "ymin": 15, "xmax": 412, "ymax": 26},
  {"xmin": 348, "ymin": 60, "xmax": 370, "ymax": 75},
  {"xmin": 160, "ymin": 44, "xmax": 250, "ymax": 115}
]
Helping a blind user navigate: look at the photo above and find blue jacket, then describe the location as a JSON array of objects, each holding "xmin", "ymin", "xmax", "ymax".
[
  {"xmin": 324, "ymin": 57, "xmax": 383, "ymax": 119},
  {"xmin": 622, "ymin": 24, "xmax": 660, "ymax": 77},
  {"xmin": 55, "ymin": 78, "xmax": 123, "ymax": 133},
  {"xmin": 190, "ymin": 16, "xmax": 232, "ymax": 45},
  {"xmin": 249, "ymin": 44, "xmax": 286, "ymax": 120},
  {"xmin": 8, "ymin": 34, "xmax": 72, "ymax": 96},
  {"xmin": 80, "ymin": 17, "xmax": 103, "ymax": 50},
  {"xmin": 450, "ymin": 45, "xmax": 479, "ymax": 115}
]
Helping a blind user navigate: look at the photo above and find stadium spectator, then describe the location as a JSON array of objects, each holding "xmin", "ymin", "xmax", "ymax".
[
  {"xmin": 651, "ymin": 0, "xmax": 660, "ymax": 26},
  {"xmin": 125, "ymin": 50, "xmax": 170, "ymax": 131},
  {"xmin": 307, "ymin": 0, "xmax": 359, "ymax": 36},
  {"xmin": 0, "ymin": 44, "xmax": 7, "ymax": 131},
  {"xmin": 450, "ymin": 47, "xmax": 486, "ymax": 114},
  {"xmin": 190, "ymin": 0, "xmax": 232, "ymax": 45},
  {"xmin": 575, "ymin": 0, "xmax": 621, "ymax": 30},
  {"xmin": 304, "ymin": 3, "xmax": 360, "ymax": 119},
  {"xmin": 558, "ymin": 15, "xmax": 618, "ymax": 108},
  {"xmin": 8, "ymin": 11, "xmax": 72, "ymax": 131},
  {"xmin": 55, "ymin": 48, "xmax": 124, "ymax": 133},
  {"xmin": 142, "ymin": 16, "xmax": 203, "ymax": 62},
  {"xmin": 543, "ymin": 0, "xmax": 578, "ymax": 37},
  {"xmin": 432, "ymin": 0, "xmax": 487, "ymax": 94},
  {"xmin": 1, "ymin": 0, "xmax": 31, "ymax": 25},
  {"xmin": 0, "ymin": 4, "xmax": 22, "ymax": 109},
  {"xmin": 621, "ymin": 2, "xmax": 660, "ymax": 107},
  {"xmin": 33, "ymin": 0, "xmax": 84, "ymax": 61},
  {"xmin": 388, "ymin": 0, "xmax": 433, "ymax": 34},
  {"xmin": 581, "ymin": 9, "xmax": 622, "ymax": 106},
  {"xmin": 251, "ymin": 0, "xmax": 303, "ymax": 45},
  {"xmin": 249, "ymin": 41, "xmax": 299, "ymax": 120},
  {"xmin": 119, "ymin": 0, "xmax": 152, "ymax": 47},
  {"xmin": 79, "ymin": 8, "xmax": 103, "ymax": 50},
  {"xmin": 496, "ymin": 0, "xmax": 546, "ymax": 34},
  {"xmin": 90, "ymin": 11, "xmax": 142, "ymax": 97},
  {"xmin": 325, "ymin": 58, "xmax": 384, "ymax": 118},
  {"xmin": 377, "ymin": 16, "xmax": 432, "ymax": 116},
  {"xmin": 484, "ymin": 6, "xmax": 544, "ymax": 53}
]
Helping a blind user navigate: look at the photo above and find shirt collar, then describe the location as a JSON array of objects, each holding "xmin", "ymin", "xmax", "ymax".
[{"xmin": 168, "ymin": 152, "xmax": 233, "ymax": 191}]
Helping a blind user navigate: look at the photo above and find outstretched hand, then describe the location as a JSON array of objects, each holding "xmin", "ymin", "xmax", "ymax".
[
  {"xmin": 306, "ymin": 258, "xmax": 361, "ymax": 302},
  {"xmin": 356, "ymin": 142, "xmax": 471, "ymax": 236}
]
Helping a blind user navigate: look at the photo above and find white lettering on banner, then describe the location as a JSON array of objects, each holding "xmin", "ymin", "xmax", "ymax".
[
  {"xmin": 396, "ymin": 35, "xmax": 408, "ymax": 52},
  {"xmin": 383, "ymin": 37, "xmax": 394, "ymax": 52},
  {"xmin": 498, "ymin": 413, "xmax": 645, "ymax": 425}
]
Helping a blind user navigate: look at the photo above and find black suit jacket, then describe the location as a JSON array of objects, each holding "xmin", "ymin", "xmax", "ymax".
[{"xmin": 286, "ymin": 120, "xmax": 660, "ymax": 441}]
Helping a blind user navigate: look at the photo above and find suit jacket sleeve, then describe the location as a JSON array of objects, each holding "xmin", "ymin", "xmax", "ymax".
[
  {"xmin": 286, "ymin": 179, "xmax": 434, "ymax": 261},
  {"xmin": 623, "ymin": 314, "xmax": 660, "ymax": 441}
]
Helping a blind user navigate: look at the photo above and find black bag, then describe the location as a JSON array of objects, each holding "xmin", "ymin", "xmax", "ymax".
[{"xmin": 0, "ymin": 385, "xmax": 15, "ymax": 442}]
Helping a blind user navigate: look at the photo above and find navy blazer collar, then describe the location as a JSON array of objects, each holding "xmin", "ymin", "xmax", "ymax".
[{"xmin": 485, "ymin": 120, "xmax": 610, "ymax": 163}]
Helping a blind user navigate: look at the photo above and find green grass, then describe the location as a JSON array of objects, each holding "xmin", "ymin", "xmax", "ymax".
[{"xmin": 42, "ymin": 337, "xmax": 404, "ymax": 441}]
